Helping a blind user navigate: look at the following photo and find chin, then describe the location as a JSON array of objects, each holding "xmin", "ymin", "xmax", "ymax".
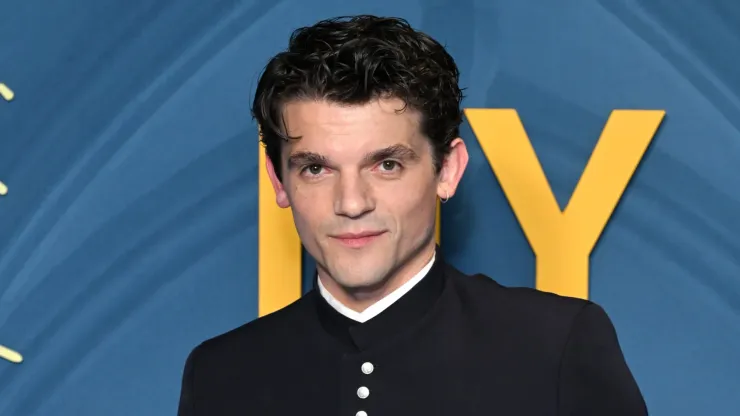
[{"xmin": 333, "ymin": 270, "xmax": 389, "ymax": 291}]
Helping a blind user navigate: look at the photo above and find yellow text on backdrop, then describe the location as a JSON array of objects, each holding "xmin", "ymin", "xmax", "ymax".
[{"xmin": 258, "ymin": 109, "xmax": 665, "ymax": 314}]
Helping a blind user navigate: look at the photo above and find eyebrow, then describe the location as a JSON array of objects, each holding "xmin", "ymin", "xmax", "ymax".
[
  {"xmin": 286, "ymin": 144, "xmax": 420, "ymax": 170},
  {"xmin": 287, "ymin": 151, "xmax": 328, "ymax": 170},
  {"xmin": 362, "ymin": 144, "xmax": 420, "ymax": 165}
]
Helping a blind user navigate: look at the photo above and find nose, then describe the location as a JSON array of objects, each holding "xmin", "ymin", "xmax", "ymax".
[{"xmin": 333, "ymin": 172, "xmax": 375, "ymax": 219}]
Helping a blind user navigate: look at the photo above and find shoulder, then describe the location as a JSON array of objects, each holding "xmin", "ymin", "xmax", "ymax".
[
  {"xmin": 444, "ymin": 264, "xmax": 615, "ymax": 344},
  {"xmin": 448, "ymin": 264, "xmax": 589, "ymax": 318},
  {"xmin": 177, "ymin": 294, "xmax": 321, "ymax": 408},
  {"xmin": 184, "ymin": 293, "xmax": 317, "ymax": 369}
]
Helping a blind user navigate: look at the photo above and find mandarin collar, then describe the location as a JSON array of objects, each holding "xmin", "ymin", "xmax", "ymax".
[{"xmin": 312, "ymin": 247, "xmax": 447, "ymax": 352}]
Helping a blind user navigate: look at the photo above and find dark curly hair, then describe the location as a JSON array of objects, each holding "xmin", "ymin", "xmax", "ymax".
[{"xmin": 252, "ymin": 15, "xmax": 464, "ymax": 182}]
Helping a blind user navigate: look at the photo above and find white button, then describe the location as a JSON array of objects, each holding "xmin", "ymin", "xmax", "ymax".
[
  {"xmin": 356, "ymin": 412, "xmax": 368, "ymax": 416},
  {"xmin": 357, "ymin": 386, "xmax": 370, "ymax": 399},
  {"xmin": 361, "ymin": 362, "xmax": 374, "ymax": 374}
]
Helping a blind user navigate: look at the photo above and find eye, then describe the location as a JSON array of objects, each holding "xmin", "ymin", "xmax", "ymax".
[
  {"xmin": 379, "ymin": 160, "xmax": 401, "ymax": 172},
  {"xmin": 303, "ymin": 164, "xmax": 324, "ymax": 175}
]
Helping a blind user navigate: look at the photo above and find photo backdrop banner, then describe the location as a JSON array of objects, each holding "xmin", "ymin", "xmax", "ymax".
[{"xmin": 0, "ymin": 1, "xmax": 738, "ymax": 415}]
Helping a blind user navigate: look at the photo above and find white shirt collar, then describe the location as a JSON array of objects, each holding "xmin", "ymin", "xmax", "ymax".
[{"xmin": 317, "ymin": 253, "xmax": 436, "ymax": 323}]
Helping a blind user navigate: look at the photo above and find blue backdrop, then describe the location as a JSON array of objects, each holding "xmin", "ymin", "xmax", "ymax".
[{"xmin": 1, "ymin": 0, "xmax": 738, "ymax": 414}]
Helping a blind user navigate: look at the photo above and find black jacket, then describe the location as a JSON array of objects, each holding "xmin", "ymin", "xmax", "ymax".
[{"xmin": 177, "ymin": 253, "xmax": 647, "ymax": 415}]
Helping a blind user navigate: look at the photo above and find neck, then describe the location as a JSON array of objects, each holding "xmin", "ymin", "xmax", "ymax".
[{"xmin": 318, "ymin": 242, "xmax": 436, "ymax": 313}]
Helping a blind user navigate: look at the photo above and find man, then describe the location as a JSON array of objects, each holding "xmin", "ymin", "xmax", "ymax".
[{"xmin": 177, "ymin": 15, "xmax": 647, "ymax": 416}]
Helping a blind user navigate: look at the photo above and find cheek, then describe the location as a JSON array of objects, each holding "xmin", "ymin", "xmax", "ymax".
[
  {"xmin": 288, "ymin": 183, "xmax": 331, "ymax": 233},
  {"xmin": 291, "ymin": 179, "xmax": 336, "ymax": 202},
  {"xmin": 381, "ymin": 178, "xmax": 437, "ymax": 223}
]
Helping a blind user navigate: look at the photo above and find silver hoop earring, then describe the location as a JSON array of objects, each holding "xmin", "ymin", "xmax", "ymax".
[{"xmin": 440, "ymin": 189, "xmax": 450, "ymax": 203}]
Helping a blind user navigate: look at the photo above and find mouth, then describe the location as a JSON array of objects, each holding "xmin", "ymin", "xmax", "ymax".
[{"xmin": 330, "ymin": 231, "xmax": 386, "ymax": 248}]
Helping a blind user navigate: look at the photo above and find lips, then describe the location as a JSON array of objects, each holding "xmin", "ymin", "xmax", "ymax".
[{"xmin": 330, "ymin": 231, "xmax": 386, "ymax": 248}]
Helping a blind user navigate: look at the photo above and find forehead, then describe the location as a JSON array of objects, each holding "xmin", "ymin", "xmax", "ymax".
[{"xmin": 281, "ymin": 98, "xmax": 427, "ymax": 156}]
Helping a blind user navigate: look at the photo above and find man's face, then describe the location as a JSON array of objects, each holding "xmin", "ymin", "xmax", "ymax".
[{"xmin": 267, "ymin": 98, "xmax": 452, "ymax": 293}]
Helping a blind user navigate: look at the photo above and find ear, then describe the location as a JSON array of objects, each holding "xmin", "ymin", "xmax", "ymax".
[
  {"xmin": 437, "ymin": 138, "xmax": 469, "ymax": 200},
  {"xmin": 265, "ymin": 154, "xmax": 291, "ymax": 208}
]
